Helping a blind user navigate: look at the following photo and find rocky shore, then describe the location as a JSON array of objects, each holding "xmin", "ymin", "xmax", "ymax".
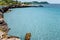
[
  {"xmin": 0, "ymin": 7, "xmax": 21, "ymax": 40},
  {"xmin": 8, "ymin": 5, "xmax": 43, "ymax": 9},
  {"xmin": 0, "ymin": 6, "xmax": 32, "ymax": 40},
  {"xmin": 0, "ymin": 12, "xmax": 9, "ymax": 33},
  {"xmin": 8, "ymin": 5, "xmax": 43, "ymax": 8}
]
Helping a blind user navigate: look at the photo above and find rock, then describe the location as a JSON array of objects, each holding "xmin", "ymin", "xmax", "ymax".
[
  {"xmin": 25, "ymin": 33, "xmax": 31, "ymax": 40},
  {"xmin": 0, "ymin": 30, "xmax": 7, "ymax": 39},
  {"xmin": 7, "ymin": 36, "xmax": 21, "ymax": 40},
  {"xmin": 0, "ymin": 12, "xmax": 3, "ymax": 15}
]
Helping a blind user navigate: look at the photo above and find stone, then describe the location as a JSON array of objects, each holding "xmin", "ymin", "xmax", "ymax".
[{"xmin": 25, "ymin": 33, "xmax": 31, "ymax": 40}]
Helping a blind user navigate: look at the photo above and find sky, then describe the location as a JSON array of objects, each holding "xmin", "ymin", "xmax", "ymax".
[{"xmin": 18, "ymin": 0, "xmax": 60, "ymax": 4}]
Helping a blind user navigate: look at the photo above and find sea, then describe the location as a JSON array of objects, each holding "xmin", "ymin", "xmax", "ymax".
[{"xmin": 4, "ymin": 4, "xmax": 60, "ymax": 40}]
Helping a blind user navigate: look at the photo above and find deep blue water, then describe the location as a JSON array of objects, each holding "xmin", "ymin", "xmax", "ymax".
[{"xmin": 4, "ymin": 7, "xmax": 60, "ymax": 40}]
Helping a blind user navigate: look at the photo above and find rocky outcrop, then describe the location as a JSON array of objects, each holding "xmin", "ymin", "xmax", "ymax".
[
  {"xmin": 0, "ymin": 6, "xmax": 11, "ymax": 33},
  {"xmin": 1, "ymin": 35, "xmax": 20, "ymax": 40},
  {"xmin": 0, "ymin": 12, "xmax": 9, "ymax": 33},
  {"xmin": 0, "ymin": 7, "xmax": 9, "ymax": 13}
]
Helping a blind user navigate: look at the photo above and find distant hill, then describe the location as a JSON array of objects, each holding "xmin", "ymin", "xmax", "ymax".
[
  {"xmin": 23, "ymin": 1, "xmax": 49, "ymax": 4},
  {"xmin": 32, "ymin": 1, "xmax": 49, "ymax": 4},
  {"xmin": 39, "ymin": 1, "xmax": 49, "ymax": 4}
]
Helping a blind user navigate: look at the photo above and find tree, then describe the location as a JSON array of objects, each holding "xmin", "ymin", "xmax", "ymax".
[
  {"xmin": 0, "ymin": 0, "xmax": 21, "ymax": 5},
  {"xmin": 2, "ymin": 0, "xmax": 13, "ymax": 4}
]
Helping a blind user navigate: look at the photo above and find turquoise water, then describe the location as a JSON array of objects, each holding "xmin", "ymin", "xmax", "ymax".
[{"xmin": 4, "ymin": 7, "xmax": 60, "ymax": 40}]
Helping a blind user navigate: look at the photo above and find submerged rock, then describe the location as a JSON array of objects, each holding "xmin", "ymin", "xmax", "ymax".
[{"xmin": 25, "ymin": 33, "xmax": 31, "ymax": 40}]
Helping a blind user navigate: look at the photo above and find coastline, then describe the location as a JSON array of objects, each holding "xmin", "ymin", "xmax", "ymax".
[
  {"xmin": 0, "ymin": 3, "xmax": 44, "ymax": 39},
  {"xmin": 0, "ymin": 7, "xmax": 21, "ymax": 40}
]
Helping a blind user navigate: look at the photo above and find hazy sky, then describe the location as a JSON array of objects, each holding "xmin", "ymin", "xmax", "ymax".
[{"xmin": 18, "ymin": 0, "xmax": 60, "ymax": 4}]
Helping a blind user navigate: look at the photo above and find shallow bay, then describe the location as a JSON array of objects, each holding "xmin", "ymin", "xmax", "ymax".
[{"xmin": 4, "ymin": 7, "xmax": 60, "ymax": 40}]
